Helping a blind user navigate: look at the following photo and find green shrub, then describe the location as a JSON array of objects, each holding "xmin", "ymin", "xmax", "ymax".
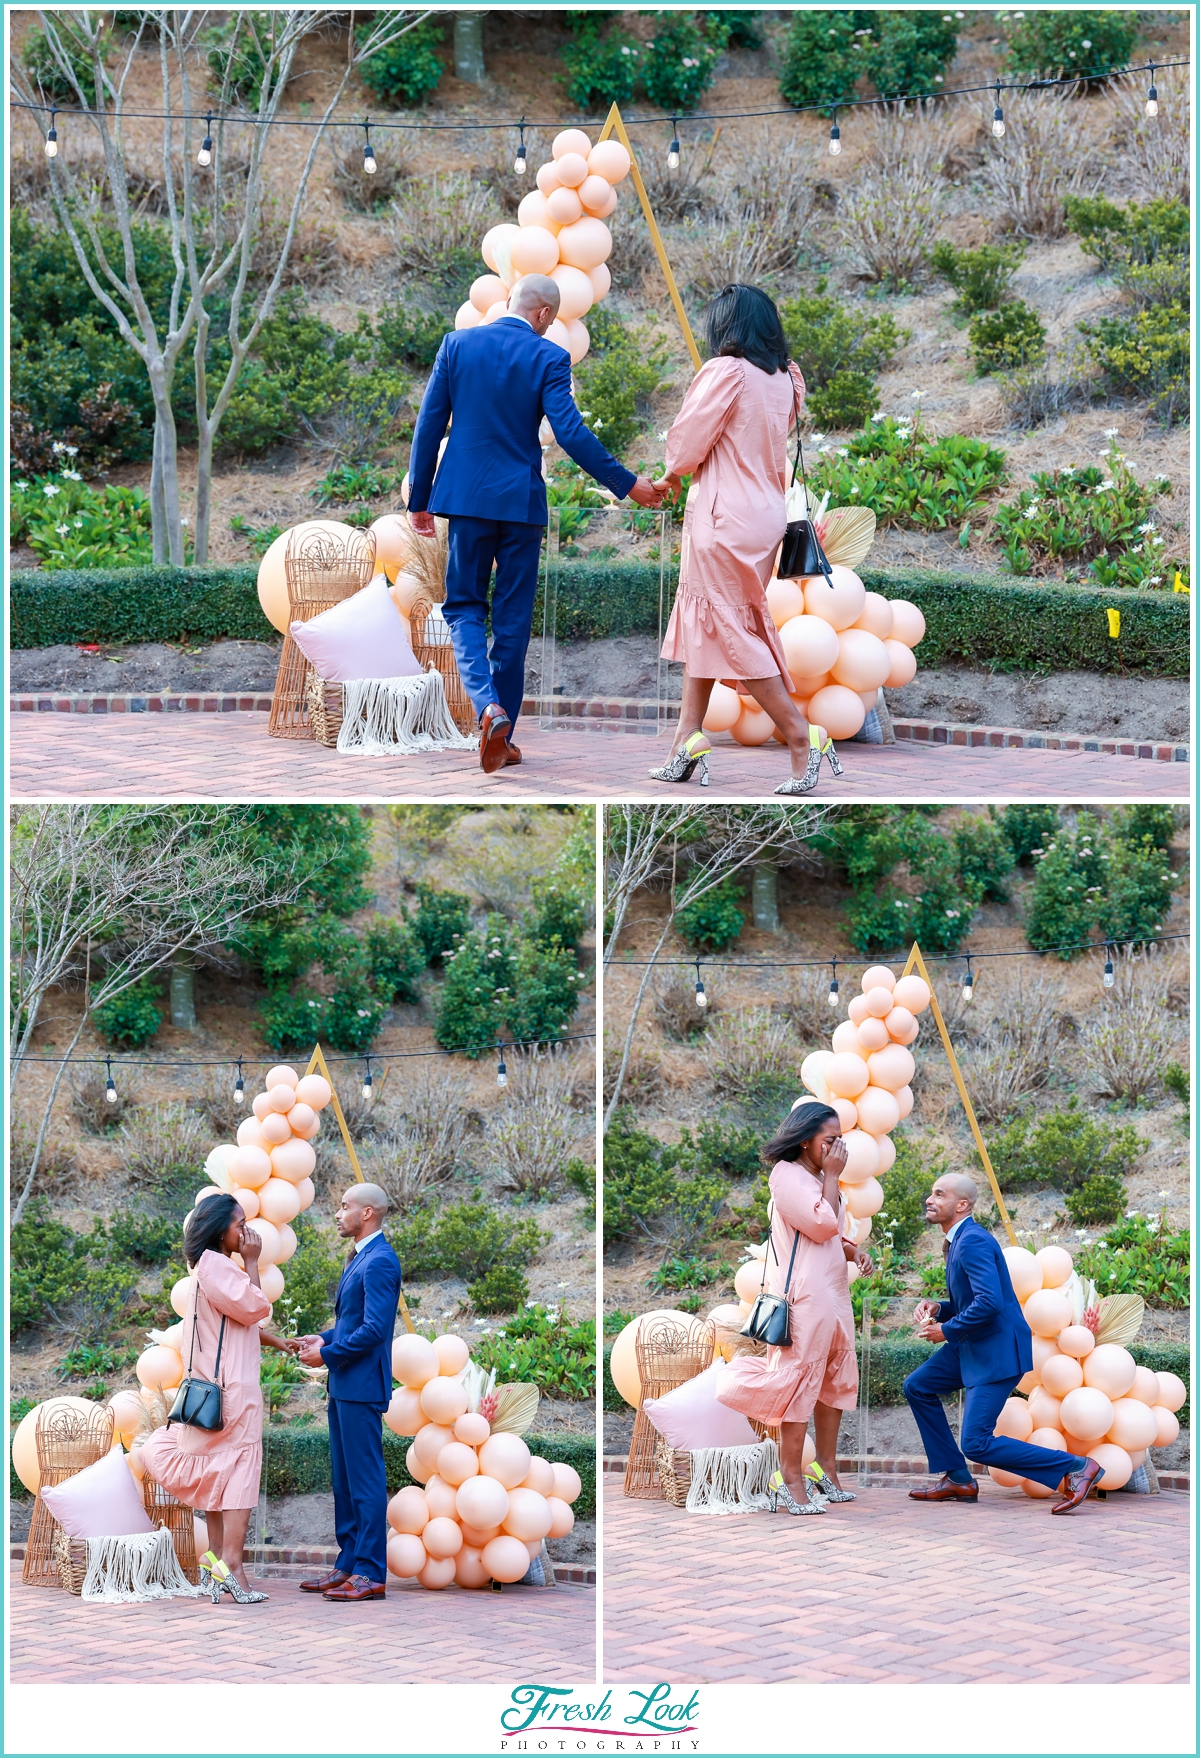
[
  {"xmin": 918, "ymin": 1261, "xmax": 948, "ymax": 1299},
  {"xmin": 778, "ymin": 10, "xmax": 957, "ymax": 111},
  {"xmin": 781, "ymin": 286, "xmax": 906, "ymax": 411},
  {"xmin": 1109, "ymin": 805, "xmax": 1179, "ymax": 852},
  {"xmin": 412, "ymin": 884, "xmax": 471, "ymax": 966},
  {"xmin": 105, "ymin": 1212, "xmax": 180, "ymax": 1265},
  {"xmin": 355, "ymin": 17, "xmax": 445, "ymax": 104},
  {"xmin": 527, "ymin": 876, "xmax": 588, "ymax": 956},
  {"xmin": 564, "ymin": 1156, "xmax": 595, "ymax": 1222},
  {"xmin": 602, "ymin": 1116, "xmax": 680, "ymax": 1247},
  {"xmin": 930, "ymin": 240, "xmax": 1025, "ymax": 315},
  {"xmin": 376, "ymin": 300, "xmax": 454, "ymax": 371},
  {"xmin": 705, "ymin": 11, "xmax": 763, "ymax": 49},
  {"xmin": 1025, "ymin": 814, "xmax": 1178, "ymax": 954},
  {"xmin": 833, "ymin": 811, "xmax": 984, "ymax": 955},
  {"xmin": 1065, "ymin": 195, "xmax": 1189, "ymax": 272},
  {"xmin": 203, "ymin": 11, "xmax": 282, "ymax": 105},
  {"xmin": 969, "ymin": 301, "xmax": 1046, "ymax": 375},
  {"xmin": 561, "ymin": 15, "xmax": 640, "ymax": 110},
  {"xmin": 23, "ymin": 21, "xmax": 107, "ymax": 103},
  {"xmin": 1078, "ymin": 305, "xmax": 1189, "ymax": 429},
  {"xmin": 574, "ymin": 317, "xmax": 671, "ymax": 456},
  {"xmin": 276, "ymin": 1218, "xmax": 343, "ymax": 1338},
  {"xmin": 364, "ymin": 915, "xmax": 424, "ymax": 1004},
  {"xmin": 982, "ymin": 1100, "xmax": 1145, "ymax": 1192},
  {"xmin": 433, "ymin": 918, "xmax": 515, "ymax": 1056},
  {"xmin": 642, "ymin": 12, "xmax": 724, "ymax": 111},
  {"xmin": 1064, "ymin": 1175, "xmax": 1128, "ymax": 1226},
  {"xmin": 11, "ymin": 475, "xmax": 154, "ymax": 570},
  {"xmin": 675, "ymin": 879, "xmax": 745, "ymax": 953},
  {"xmin": 806, "ymin": 372, "xmax": 877, "ymax": 432},
  {"xmin": 992, "ymin": 440, "xmax": 1175, "ymax": 586},
  {"xmin": 649, "ymin": 1254, "xmax": 732, "ymax": 1291},
  {"xmin": 810, "ymin": 413, "xmax": 1008, "ymax": 531},
  {"xmin": 389, "ymin": 1199, "xmax": 546, "ymax": 1289},
  {"xmin": 998, "ymin": 805, "xmax": 1062, "ymax": 865},
  {"xmin": 954, "ymin": 813, "xmax": 1017, "ymax": 902},
  {"xmin": 92, "ymin": 978, "xmax": 163, "ymax": 1048},
  {"xmin": 312, "ymin": 462, "xmax": 402, "ymax": 509},
  {"xmin": 546, "ymin": 460, "xmax": 612, "ymax": 551},
  {"xmin": 471, "ymin": 1304, "xmax": 595, "ymax": 1397},
  {"xmin": 1003, "ymin": 10, "xmax": 1138, "ymax": 81},
  {"xmin": 1162, "ymin": 1062, "xmax": 1190, "ymax": 1124},
  {"xmin": 674, "ymin": 1121, "xmax": 762, "ymax": 1181},
  {"xmin": 1074, "ymin": 1212, "xmax": 1189, "ymax": 1309},
  {"xmin": 504, "ymin": 936, "xmax": 584, "ymax": 1047},
  {"xmin": 468, "ymin": 1263, "xmax": 530, "ymax": 1313},
  {"xmin": 10, "ymin": 1206, "xmax": 139, "ymax": 1342},
  {"xmin": 880, "ymin": 1132, "xmax": 946, "ymax": 1258},
  {"xmin": 1097, "ymin": 832, "xmax": 1179, "ymax": 946}
]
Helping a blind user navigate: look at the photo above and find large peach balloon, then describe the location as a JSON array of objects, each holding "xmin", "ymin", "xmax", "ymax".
[
  {"xmin": 237, "ymin": 1116, "xmax": 270, "ymax": 1151},
  {"xmin": 518, "ymin": 190, "xmax": 561, "ymax": 234},
  {"xmin": 780, "ymin": 614, "xmax": 840, "ymax": 679},
  {"xmin": 107, "ymin": 1389, "xmax": 146, "ymax": 1442},
  {"xmin": 413, "ymin": 1423, "xmax": 455, "ymax": 1472},
  {"xmin": 481, "ymin": 222, "xmax": 521, "ymax": 278},
  {"xmin": 455, "ymin": 1545, "xmax": 491, "ymax": 1589},
  {"xmin": 864, "ymin": 985, "xmax": 894, "ymax": 1019},
  {"xmin": 1031, "ymin": 1334, "xmax": 1060, "ymax": 1377},
  {"xmin": 257, "ymin": 523, "xmax": 355, "ymax": 634},
  {"xmin": 838, "ymin": 1129, "xmax": 881, "ymax": 1183},
  {"xmin": 393, "ymin": 1334, "xmax": 440, "ymax": 1390},
  {"xmin": 259, "ymin": 1263, "xmax": 285, "ymax": 1303},
  {"xmin": 993, "ymin": 1397, "xmax": 1034, "ymax": 1441},
  {"xmin": 883, "ymin": 639, "xmax": 918, "ymax": 689},
  {"xmin": 578, "ymin": 173, "xmax": 617, "ymax": 216},
  {"xmin": 875, "ymin": 1133, "xmax": 896, "ymax": 1175},
  {"xmin": 1059, "ymin": 1386, "xmax": 1115, "ymax": 1441},
  {"xmin": 456, "ymin": 1473, "xmax": 509, "ymax": 1529},
  {"xmin": 842, "ymin": 1177, "xmax": 883, "ymax": 1218},
  {"xmin": 293, "ymin": 1177, "xmax": 315, "ymax": 1211},
  {"xmin": 1152, "ymin": 1406, "xmax": 1180, "ymax": 1447},
  {"xmin": 536, "ymin": 160, "xmax": 563, "ymax": 195},
  {"xmin": 405, "ymin": 1444, "xmax": 430, "ymax": 1485},
  {"xmin": 854, "ymin": 1086, "xmax": 900, "ymax": 1137},
  {"xmin": 502, "ymin": 1486, "xmax": 554, "ymax": 1542},
  {"xmin": 384, "ymin": 1388, "xmax": 426, "ymax": 1437},
  {"xmin": 230, "ymin": 1185, "xmax": 260, "ymax": 1219},
  {"xmin": 556, "ymin": 216, "xmax": 612, "ymax": 270},
  {"xmin": 884, "ymin": 1006, "xmax": 919, "ymax": 1045},
  {"xmin": 170, "ymin": 1276, "xmax": 194, "ymax": 1319},
  {"xmin": 861, "ymin": 966, "xmax": 895, "ymax": 992},
  {"xmin": 251, "ymin": 1092, "xmax": 272, "ymax": 1121},
  {"xmin": 852, "ymin": 592, "xmax": 895, "ymax": 639},
  {"xmin": 1017, "ymin": 1368, "xmax": 1039, "ymax": 1397},
  {"xmin": 554, "ymin": 128, "xmax": 593, "ymax": 161},
  {"xmin": 228, "ymin": 1145, "xmax": 272, "ymax": 1190},
  {"xmin": 520, "ymin": 1456, "xmax": 556, "ymax": 1497},
  {"xmin": 831, "ymin": 1020, "xmax": 866, "ymax": 1056},
  {"xmin": 11, "ymin": 1399, "xmax": 103, "ymax": 1494},
  {"xmin": 847, "ymin": 997, "xmax": 871, "ymax": 1027},
  {"xmin": 482, "ymin": 1534, "xmax": 533, "ymax": 1584},
  {"xmin": 895, "ymin": 1084, "xmax": 914, "ymax": 1119},
  {"xmin": 1021, "ymin": 1477, "xmax": 1057, "ymax": 1498},
  {"xmin": 1040, "ymin": 1352, "xmax": 1084, "ymax": 1397},
  {"xmin": 430, "ymin": 1335, "xmax": 468, "ymax": 1378},
  {"xmin": 831, "ymin": 628, "xmax": 891, "ymax": 693},
  {"xmin": 1057, "ymin": 1325, "xmax": 1096, "ymax": 1360},
  {"xmin": 259, "ymin": 1110, "xmax": 291, "ymax": 1147},
  {"xmin": 479, "ymin": 1432, "xmax": 532, "ymax": 1489},
  {"xmin": 421, "ymin": 1473, "xmax": 459, "ymax": 1521},
  {"xmin": 550, "ymin": 263, "xmax": 594, "ymax": 321},
  {"xmin": 767, "ymin": 579, "xmax": 806, "ymax": 628},
  {"xmin": 1081, "ymin": 1343, "xmax": 1137, "ymax": 1399},
  {"xmin": 546, "ymin": 1494, "xmax": 575, "ymax": 1538},
  {"xmin": 1001, "ymin": 1247, "xmax": 1042, "ymax": 1302},
  {"xmin": 701, "ymin": 681, "xmax": 742, "ymax": 733},
  {"xmin": 420, "ymin": 1376, "xmax": 470, "ymax": 1426},
  {"xmin": 826, "ymin": 1052, "xmax": 870, "ymax": 1099},
  {"xmin": 244, "ymin": 1217, "xmax": 280, "ymax": 1265},
  {"xmin": 1023, "ymin": 1289, "xmax": 1072, "ymax": 1338},
  {"xmin": 257, "ymin": 1177, "xmax": 301, "ymax": 1226},
  {"xmin": 546, "ymin": 184, "xmax": 583, "ymax": 225},
  {"xmin": 807, "ymin": 684, "xmax": 865, "ymax": 740},
  {"xmin": 286, "ymin": 1102, "xmax": 318, "ymax": 1142},
  {"xmin": 887, "ymin": 599, "xmax": 926, "ymax": 648},
  {"xmin": 564, "ymin": 318, "xmax": 590, "ymax": 365},
  {"xmin": 1106, "ymin": 1397, "xmax": 1158, "ymax": 1451},
  {"xmin": 1028, "ymin": 1425, "xmax": 1068, "ymax": 1453},
  {"xmin": 1035, "ymin": 1246, "xmax": 1073, "ymax": 1289},
  {"xmin": 418, "ymin": 1554, "xmax": 457, "ymax": 1590},
  {"xmin": 544, "ymin": 318, "xmax": 572, "ymax": 353},
  {"xmin": 730, "ymin": 706, "xmax": 775, "ymax": 746},
  {"xmin": 1028, "ymin": 1386, "xmax": 1063, "ymax": 1431},
  {"xmin": 1128, "ymin": 1365, "xmax": 1160, "ymax": 1406},
  {"xmin": 435, "ymin": 1441, "xmax": 480, "ymax": 1489},
  {"xmin": 989, "ymin": 1466, "xmax": 1023, "ymax": 1488},
  {"xmin": 137, "ymin": 1346, "xmax": 184, "ymax": 1391},
  {"xmin": 803, "ymin": 565, "xmax": 866, "ymax": 632},
  {"xmin": 608, "ymin": 1310, "xmax": 696, "ymax": 1406},
  {"xmin": 855, "ymin": 1017, "xmax": 890, "ymax": 1054},
  {"xmin": 420, "ymin": 1515, "xmax": 464, "ymax": 1561},
  {"xmin": 455, "ymin": 1411, "xmax": 490, "ymax": 1447},
  {"xmin": 387, "ymin": 1532, "xmax": 427, "ymax": 1578},
  {"xmin": 1084, "ymin": 1440, "xmax": 1132, "ymax": 1490},
  {"xmin": 264, "ymin": 1064, "xmax": 299, "ymax": 1089},
  {"xmin": 554, "ymin": 151, "xmax": 589, "ymax": 189},
  {"xmin": 455, "ymin": 299, "xmax": 482, "ymax": 330},
  {"xmin": 733, "ymin": 1259, "xmax": 765, "ymax": 1305},
  {"xmin": 266, "ymin": 1083, "xmax": 296, "ymax": 1114},
  {"xmin": 470, "ymin": 273, "xmax": 508, "ymax": 314},
  {"xmin": 865, "ymin": 1044, "xmax": 915, "ymax": 1093},
  {"xmin": 588, "ymin": 139, "xmax": 631, "ymax": 182},
  {"xmin": 800, "ymin": 1050, "xmax": 834, "ymax": 1104},
  {"xmin": 549, "ymin": 1462, "xmax": 583, "ymax": 1504},
  {"xmin": 366, "ymin": 514, "xmax": 411, "ymax": 584},
  {"xmin": 511, "ymin": 226, "xmax": 559, "ymax": 276},
  {"xmin": 1154, "ymin": 1371, "xmax": 1187, "ymax": 1414},
  {"xmin": 891, "ymin": 976, "xmax": 931, "ymax": 1014},
  {"xmin": 294, "ymin": 1075, "xmax": 331, "ymax": 1111}
]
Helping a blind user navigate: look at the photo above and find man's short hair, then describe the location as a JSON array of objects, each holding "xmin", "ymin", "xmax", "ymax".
[
  {"xmin": 347, "ymin": 1182, "xmax": 390, "ymax": 1216},
  {"xmin": 938, "ymin": 1172, "xmax": 978, "ymax": 1209},
  {"xmin": 510, "ymin": 273, "xmax": 560, "ymax": 317}
]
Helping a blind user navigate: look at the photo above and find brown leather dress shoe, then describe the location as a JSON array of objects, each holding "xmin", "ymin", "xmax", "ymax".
[
  {"xmin": 479, "ymin": 704, "xmax": 512, "ymax": 774},
  {"xmin": 322, "ymin": 1573, "xmax": 386, "ymax": 1601},
  {"xmin": 299, "ymin": 1568, "xmax": 351, "ymax": 1593},
  {"xmin": 909, "ymin": 1473, "xmax": 979, "ymax": 1501},
  {"xmin": 503, "ymin": 742, "xmax": 521, "ymax": 766},
  {"xmin": 1051, "ymin": 1457, "xmax": 1105, "ymax": 1514}
]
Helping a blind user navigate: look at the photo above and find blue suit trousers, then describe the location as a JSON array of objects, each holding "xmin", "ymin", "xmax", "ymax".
[
  {"xmin": 904, "ymin": 1346, "xmax": 1087, "ymax": 1489},
  {"xmin": 442, "ymin": 515, "xmax": 544, "ymax": 730},
  {"xmin": 328, "ymin": 1397, "xmax": 388, "ymax": 1584}
]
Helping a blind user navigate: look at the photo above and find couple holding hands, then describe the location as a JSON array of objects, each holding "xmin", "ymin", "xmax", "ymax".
[
  {"xmin": 143, "ymin": 1182, "xmax": 401, "ymax": 1605},
  {"xmin": 408, "ymin": 274, "xmax": 833, "ymax": 789},
  {"xmin": 712, "ymin": 1103, "xmax": 1106, "ymax": 1516}
]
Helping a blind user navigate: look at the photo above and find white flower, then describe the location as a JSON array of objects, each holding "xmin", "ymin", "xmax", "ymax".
[
  {"xmin": 1082, "ymin": 38, "xmax": 1091, "ymax": 48},
  {"xmin": 42, "ymin": 483, "xmax": 60, "ymax": 497},
  {"xmin": 52, "ymin": 441, "xmax": 66, "ymax": 453},
  {"xmin": 56, "ymin": 523, "xmax": 69, "ymax": 535},
  {"xmin": 836, "ymin": 447, "xmax": 849, "ymax": 457},
  {"xmin": 1104, "ymin": 427, "xmax": 1121, "ymax": 436},
  {"xmin": 73, "ymin": 518, "xmax": 83, "ymax": 528},
  {"xmin": 911, "ymin": 390, "xmax": 922, "ymax": 400},
  {"xmin": 1131, "ymin": 545, "xmax": 1143, "ymax": 554},
  {"xmin": 65, "ymin": 445, "xmax": 79, "ymax": 456},
  {"xmin": 180, "ymin": 516, "xmax": 190, "ymax": 526},
  {"xmin": 872, "ymin": 412, "xmax": 884, "ymax": 423},
  {"xmin": 61, "ymin": 469, "xmax": 82, "ymax": 481},
  {"xmin": 16, "ymin": 480, "xmax": 29, "ymax": 490}
]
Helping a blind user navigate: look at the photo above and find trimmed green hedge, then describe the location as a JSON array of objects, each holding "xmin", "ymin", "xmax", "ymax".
[{"xmin": 12, "ymin": 557, "xmax": 1189, "ymax": 679}]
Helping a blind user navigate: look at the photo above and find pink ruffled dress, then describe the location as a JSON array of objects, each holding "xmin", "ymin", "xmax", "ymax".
[
  {"xmin": 141, "ymin": 1250, "xmax": 271, "ymax": 1511},
  {"xmin": 660, "ymin": 354, "xmax": 807, "ymax": 685},
  {"xmin": 716, "ymin": 1159, "xmax": 858, "ymax": 1428}
]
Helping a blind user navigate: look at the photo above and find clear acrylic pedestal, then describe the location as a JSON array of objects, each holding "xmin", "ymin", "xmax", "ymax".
[{"xmin": 535, "ymin": 506, "xmax": 678, "ymax": 735}]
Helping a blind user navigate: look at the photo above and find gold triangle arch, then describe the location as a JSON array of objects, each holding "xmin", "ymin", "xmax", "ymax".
[
  {"xmin": 302, "ymin": 1043, "xmax": 415, "ymax": 1334},
  {"xmin": 899, "ymin": 945, "xmax": 1018, "ymax": 1249},
  {"xmin": 598, "ymin": 103, "xmax": 702, "ymax": 372}
]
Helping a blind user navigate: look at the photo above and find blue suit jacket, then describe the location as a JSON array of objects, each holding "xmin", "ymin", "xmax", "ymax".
[
  {"xmin": 319, "ymin": 1233, "xmax": 402, "ymax": 1408},
  {"xmin": 407, "ymin": 316, "xmax": 637, "ymax": 523},
  {"xmin": 934, "ymin": 1216, "xmax": 1033, "ymax": 1387}
]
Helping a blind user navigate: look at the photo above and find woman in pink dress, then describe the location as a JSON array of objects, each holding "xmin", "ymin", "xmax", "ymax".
[
  {"xmin": 717, "ymin": 1102, "xmax": 873, "ymax": 1514},
  {"xmin": 651, "ymin": 284, "xmax": 844, "ymax": 795},
  {"xmin": 142, "ymin": 1193, "xmax": 298, "ymax": 1604}
]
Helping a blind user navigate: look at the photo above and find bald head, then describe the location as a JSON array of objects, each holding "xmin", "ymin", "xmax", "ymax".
[
  {"xmin": 925, "ymin": 1171, "xmax": 978, "ymax": 1233},
  {"xmin": 509, "ymin": 273, "xmax": 560, "ymax": 335},
  {"xmin": 336, "ymin": 1182, "xmax": 389, "ymax": 1242}
]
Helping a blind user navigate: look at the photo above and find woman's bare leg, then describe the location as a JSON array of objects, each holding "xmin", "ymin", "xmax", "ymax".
[
  {"xmin": 778, "ymin": 1420, "xmax": 809, "ymax": 1497},
  {"xmin": 218, "ymin": 1507, "xmax": 254, "ymax": 1588},
  {"xmin": 813, "ymin": 1403, "xmax": 846, "ymax": 1491},
  {"xmin": 204, "ymin": 1510, "xmax": 223, "ymax": 1559},
  {"xmin": 744, "ymin": 674, "xmax": 812, "ymax": 779},
  {"xmin": 667, "ymin": 673, "xmax": 717, "ymax": 757}
]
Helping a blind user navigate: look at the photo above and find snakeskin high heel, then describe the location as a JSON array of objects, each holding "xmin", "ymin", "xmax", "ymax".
[
  {"xmin": 773, "ymin": 724, "xmax": 842, "ymax": 795},
  {"xmin": 767, "ymin": 1469, "xmax": 827, "ymax": 1515},
  {"xmin": 649, "ymin": 730, "xmax": 711, "ymax": 786},
  {"xmin": 210, "ymin": 1558, "xmax": 269, "ymax": 1604},
  {"xmin": 199, "ymin": 1549, "xmax": 220, "ymax": 1598},
  {"xmin": 807, "ymin": 1462, "xmax": 856, "ymax": 1503}
]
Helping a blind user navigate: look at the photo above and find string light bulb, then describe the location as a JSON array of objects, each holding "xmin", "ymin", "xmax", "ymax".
[
  {"xmin": 827, "ymin": 959, "xmax": 840, "ymax": 1008},
  {"xmin": 197, "ymin": 114, "xmax": 213, "ymax": 168},
  {"xmin": 361, "ymin": 1056, "xmax": 374, "ymax": 1103},
  {"xmin": 105, "ymin": 1059, "xmax": 118, "ymax": 1104},
  {"xmin": 362, "ymin": 119, "xmax": 376, "ymax": 176},
  {"xmin": 1103, "ymin": 946, "xmax": 1115, "ymax": 988},
  {"xmin": 233, "ymin": 1059, "xmax": 245, "ymax": 1107},
  {"xmin": 961, "ymin": 956, "xmax": 974, "ymax": 1004},
  {"xmin": 828, "ymin": 107, "xmax": 841, "ymax": 156},
  {"xmin": 694, "ymin": 961, "xmax": 707, "ymax": 1009},
  {"xmin": 514, "ymin": 118, "xmax": 527, "ymax": 174},
  {"xmin": 667, "ymin": 120, "xmax": 680, "ymax": 169},
  {"xmin": 991, "ymin": 86, "xmax": 1005, "ymax": 138},
  {"xmin": 496, "ymin": 1046, "xmax": 508, "ymax": 1088},
  {"xmin": 45, "ymin": 111, "xmax": 58, "ymax": 159},
  {"xmin": 1145, "ymin": 63, "xmax": 1158, "ymax": 116}
]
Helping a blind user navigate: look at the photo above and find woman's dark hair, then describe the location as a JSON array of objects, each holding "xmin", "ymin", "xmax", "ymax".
[
  {"xmin": 705, "ymin": 283, "xmax": 789, "ymax": 375},
  {"xmin": 763, "ymin": 1101, "xmax": 839, "ymax": 1167},
  {"xmin": 183, "ymin": 1192, "xmax": 239, "ymax": 1268}
]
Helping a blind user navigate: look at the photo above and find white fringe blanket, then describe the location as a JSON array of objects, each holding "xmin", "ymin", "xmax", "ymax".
[
  {"xmin": 81, "ymin": 1528, "xmax": 207, "ymax": 1604},
  {"xmin": 685, "ymin": 1439, "xmax": 780, "ymax": 1516},
  {"xmin": 336, "ymin": 670, "xmax": 478, "ymax": 757}
]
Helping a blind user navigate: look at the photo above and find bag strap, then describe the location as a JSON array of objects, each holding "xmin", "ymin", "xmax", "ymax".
[
  {"xmin": 788, "ymin": 369, "xmax": 808, "ymax": 493},
  {"xmin": 779, "ymin": 1225, "xmax": 802, "ymax": 1301},
  {"xmin": 759, "ymin": 1198, "xmax": 802, "ymax": 1300},
  {"xmin": 188, "ymin": 1279, "xmax": 227, "ymax": 1387}
]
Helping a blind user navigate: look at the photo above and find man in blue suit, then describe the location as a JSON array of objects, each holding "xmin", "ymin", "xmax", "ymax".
[
  {"xmin": 296, "ymin": 1183, "xmax": 402, "ymax": 1598},
  {"xmin": 408, "ymin": 273, "xmax": 663, "ymax": 772},
  {"xmin": 904, "ymin": 1173, "xmax": 1104, "ymax": 1513}
]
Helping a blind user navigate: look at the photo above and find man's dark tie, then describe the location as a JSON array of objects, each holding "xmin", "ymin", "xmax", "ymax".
[{"xmin": 943, "ymin": 1234, "xmax": 951, "ymax": 1261}]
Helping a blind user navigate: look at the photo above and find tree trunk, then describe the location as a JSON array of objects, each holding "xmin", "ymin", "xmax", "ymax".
[
  {"xmin": 193, "ymin": 418, "xmax": 214, "ymax": 565},
  {"xmin": 454, "ymin": 12, "xmax": 487, "ymax": 83},
  {"xmin": 148, "ymin": 362, "xmax": 184, "ymax": 566},
  {"xmin": 752, "ymin": 865, "xmax": 780, "ymax": 934},
  {"xmin": 170, "ymin": 960, "xmax": 197, "ymax": 1031}
]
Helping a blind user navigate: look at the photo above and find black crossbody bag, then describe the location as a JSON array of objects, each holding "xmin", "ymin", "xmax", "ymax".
[
  {"xmin": 167, "ymin": 1287, "xmax": 227, "ymax": 1432},
  {"xmin": 739, "ymin": 1204, "xmax": 801, "ymax": 1348},
  {"xmin": 777, "ymin": 374, "xmax": 835, "ymax": 588}
]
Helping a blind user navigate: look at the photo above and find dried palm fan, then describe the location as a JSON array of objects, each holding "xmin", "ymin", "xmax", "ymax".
[
  {"xmin": 815, "ymin": 506, "xmax": 877, "ymax": 570},
  {"xmin": 1095, "ymin": 1293, "xmax": 1144, "ymax": 1347},
  {"xmin": 485, "ymin": 1383, "xmax": 540, "ymax": 1435},
  {"xmin": 393, "ymin": 514, "xmax": 449, "ymax": 607}
]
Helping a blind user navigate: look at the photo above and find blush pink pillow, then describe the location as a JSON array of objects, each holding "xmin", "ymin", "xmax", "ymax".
[
  {"xmin": 289, "ymin": 576, "xmax": 422, "ymax": 683},
  {"xmin": 643, "ymin": 1361, "xmax": 758, "ymax": 1451},
  {"xmin": 39, "ymin": 1444, "xmax": 155, "ymax": 1539}
]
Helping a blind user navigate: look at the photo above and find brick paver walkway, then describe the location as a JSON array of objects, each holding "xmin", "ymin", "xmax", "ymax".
[
  {"xmin": 603, "ymin": 1479, "xmax": 1191, "ymax": 1684},
  {"xmin": 9, "ymin": 713, "xmax": 1187, "ymax": 800},
  {"xmin": 9, "ymin": 1564, "xmax": 593, "ymax": 1683}
]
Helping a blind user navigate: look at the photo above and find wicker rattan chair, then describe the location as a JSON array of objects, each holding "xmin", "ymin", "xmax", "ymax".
[
  {"xmin": 268, "ymin": 526, "xmax": 376, "ymax": 739},
  {"xmin": 624, "ymin": 1317, "xmax": 715, "ymax": 1500},
  {"xmin": 24, "ymin": 1403, "xmax": 115, "ymax": 1588},
  {"xmin": 142, "ymin": 1471, "xmax": 200, "ymax": 1585},
  {"xmin": 409, "ymin": 598, "xmax": 475, "ymax": 735}
]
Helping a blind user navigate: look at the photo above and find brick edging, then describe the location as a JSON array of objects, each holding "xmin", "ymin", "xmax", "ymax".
[
  {"xmin": 602, "ymin": 1455, "xmax": 1190, "ymax": 1490},
  {"xmin": 7, "ymin": 1540, "xmax": 595, "ymax": 1583},
  {"xmin": 8, "ymin": 692, "xmax": 1190, "ymax": 761}
]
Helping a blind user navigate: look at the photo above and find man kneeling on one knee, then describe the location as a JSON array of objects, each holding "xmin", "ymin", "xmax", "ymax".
[{"xmin": 904, "ymin": 1172, "xmax": 1104, "ymax": 1514}]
